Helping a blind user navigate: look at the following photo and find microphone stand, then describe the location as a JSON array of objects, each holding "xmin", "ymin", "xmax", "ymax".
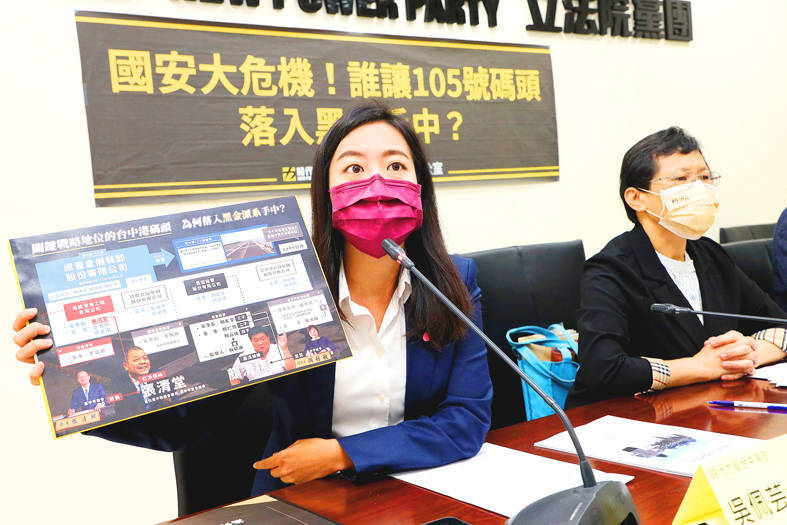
[
  {"xmin": 382, "ymin": 239, "xmax": 639, "ymax": 525},
  {"xmin": 650, "ymin": 303, "xmax": 787, "ymax": 325}
]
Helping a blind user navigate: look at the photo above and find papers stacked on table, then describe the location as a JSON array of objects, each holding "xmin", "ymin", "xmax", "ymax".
[
  {"xmin": 392, "ymin": 442, "xmax": 632, "ymax": 518},
  {"xmin": 751, "ymin": 362, "xmax": 787, "ymax": 387}
]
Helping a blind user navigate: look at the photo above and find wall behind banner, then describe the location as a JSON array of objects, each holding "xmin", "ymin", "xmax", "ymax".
[{"xmin": 1, "ymin": 1, "xmax": 785, "ymax": 523}]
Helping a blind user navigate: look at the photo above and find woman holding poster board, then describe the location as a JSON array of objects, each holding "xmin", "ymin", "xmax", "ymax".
[{"xmin": 13, "ymin": 102, "xmax": 492, "ymax": 497}]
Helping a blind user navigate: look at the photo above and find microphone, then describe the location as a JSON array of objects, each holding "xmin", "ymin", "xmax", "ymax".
[
  {"xmin": 382, "ymin": 239, "xmax": 639, "ymax": 525},
  {"xmin": 650, "ymin": 303, "xmax": 787, "ymax": 325},
  {"xmin": 381, "ymin": 238, "xmax": 414, "ymax": 270},
  {"xmin": 650, "ymin": 303, "xmax": 683, "ymax": 315}
]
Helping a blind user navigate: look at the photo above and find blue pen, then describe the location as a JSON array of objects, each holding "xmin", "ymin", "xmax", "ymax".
[{"xmin": 709, "ymin": 400, "xmax": 787, "ymax": 412}]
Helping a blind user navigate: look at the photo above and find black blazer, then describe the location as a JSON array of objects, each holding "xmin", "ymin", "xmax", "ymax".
[{"xmin": 568, "ymin": 224, "xmax": 786, "ymax": 406}]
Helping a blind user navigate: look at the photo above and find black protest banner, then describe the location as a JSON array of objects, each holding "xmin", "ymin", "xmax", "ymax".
[{"xmin": 76, "ymin": 12, "xmax": 559, "ymax": 205}]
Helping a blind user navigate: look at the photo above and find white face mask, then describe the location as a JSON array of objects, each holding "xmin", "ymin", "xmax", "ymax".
[{"xmin": 640, "ymin": 180, "xmax": 719, "ymax": 240}]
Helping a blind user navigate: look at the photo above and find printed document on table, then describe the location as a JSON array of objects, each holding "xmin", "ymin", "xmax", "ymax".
[
  {"xmin": 751, "ymin": 361, "xmax": 787, "ymax": 386},
  {"xmin": 535, "ymin": 415, "xmax": 759, "ymax": 477},
  {"xmin": 392, "ymin": 442, "xmax": 633, "ymax": 518}
]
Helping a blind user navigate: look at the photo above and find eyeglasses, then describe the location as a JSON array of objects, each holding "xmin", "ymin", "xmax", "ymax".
[{"xmin": 650, "ymin": 171, "xmax": 722, "ymax": 187}]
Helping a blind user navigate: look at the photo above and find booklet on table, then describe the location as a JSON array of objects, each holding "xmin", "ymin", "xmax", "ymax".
[{"xmin": 535, "ymin": 415, "xmax": 759, "ymax": 477}]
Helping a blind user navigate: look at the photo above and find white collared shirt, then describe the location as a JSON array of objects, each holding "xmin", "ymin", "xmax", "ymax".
[
  {"xmin": 332, "ymin": 264, "xmax": 410, "ymax": 438},
  {"xmin": 656, "ymin": 250, "xmax": 704, "ymax": 324}
]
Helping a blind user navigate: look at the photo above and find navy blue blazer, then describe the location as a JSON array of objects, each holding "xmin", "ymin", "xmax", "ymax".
[{"xmin": 90, "ymin": 255, "xmax": 492, "ymax": 497}]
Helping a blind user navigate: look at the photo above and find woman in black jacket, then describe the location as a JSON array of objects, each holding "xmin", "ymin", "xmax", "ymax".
[{"xmin": 569, "ymin": 127, "xmax": 786, "ymax": 406}]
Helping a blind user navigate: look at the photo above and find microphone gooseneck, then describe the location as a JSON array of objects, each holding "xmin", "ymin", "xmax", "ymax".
[
  {"xmin": 382, "ymin": 238, "xmax": 640, "ymax": 524},
  {"xmin": 382, "ymin": 239, "xmax": 596, "ymax": 488},
  {"xmin": 650, "ymin": 303, "xmax": 787, "ymax": 325}
]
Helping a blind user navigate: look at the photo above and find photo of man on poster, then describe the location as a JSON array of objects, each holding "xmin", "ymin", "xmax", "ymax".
[
  {"xmin": 228, "ymin": 326, "xmax": 295, "ymax": 385},
  {"xmin": 111, "ymin": 346, "xmax": 174, "ymax": 416},
  {"xmin": 67, "ymin": 370, "xmax": 106, "ymax": 415}
]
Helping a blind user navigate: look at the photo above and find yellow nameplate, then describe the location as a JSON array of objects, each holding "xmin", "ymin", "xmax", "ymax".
[
  {"xmin": 53, "ymin": 409, "xmax": 101, "ymax": 431},
  {"xmin": 294, "ymin": 351, "xmax": 333, "ymax": 368},
  {"xmin": 673, "ymin": 433, "xmax": 787, "ymax": 525}
]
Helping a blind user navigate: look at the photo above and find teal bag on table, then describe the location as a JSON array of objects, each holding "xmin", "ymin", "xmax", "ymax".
[{"xmin": 505, "ymin": 323, "xmax": 579, "ymax": 421}]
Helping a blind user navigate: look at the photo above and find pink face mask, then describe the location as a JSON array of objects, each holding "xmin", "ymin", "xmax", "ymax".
[{"xmin": 330, "ymin": 174, "xmax": 423, "ymax": 258}]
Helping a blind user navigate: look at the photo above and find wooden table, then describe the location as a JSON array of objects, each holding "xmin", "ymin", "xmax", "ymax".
[{"xmin": 271, "ymin": 378, "xmax": 787, "ymax": 524}]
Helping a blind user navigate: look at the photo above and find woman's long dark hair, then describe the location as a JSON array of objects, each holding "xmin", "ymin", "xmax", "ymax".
[{"xmin": 311, "ymin": 102, "xmax": 471, "ymax": 348}]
